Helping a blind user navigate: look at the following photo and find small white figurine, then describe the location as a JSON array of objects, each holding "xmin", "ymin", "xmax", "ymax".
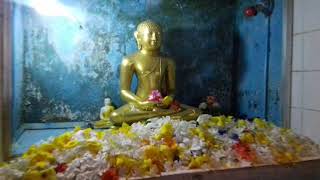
[
  {"xmin": 100, "ymin": 98, "xmax": 114, "ymax": 120},
  {"xmin": 94, "ymin": 98, "xmax": 115, "ymax": 128}
]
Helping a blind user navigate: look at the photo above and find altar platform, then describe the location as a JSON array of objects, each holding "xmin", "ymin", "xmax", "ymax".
[{"xmin": 134, "ymin": 158, "xmax": 320, "ymax": 180}]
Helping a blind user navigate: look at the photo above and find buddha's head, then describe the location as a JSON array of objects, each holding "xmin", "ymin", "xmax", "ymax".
[{"xmin": 134, "ymin": 20, "xmax": 162, "ymax": 51}]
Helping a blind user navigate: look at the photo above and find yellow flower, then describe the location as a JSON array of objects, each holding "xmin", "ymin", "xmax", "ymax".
[
  {"xmin": 210, "ymin": 141, "xmax": 223, "ymax": 150},
  {"xmin": 23, "ymin": 146, "xmax": 56, "ymax": 167},
  {"xmin": 225, "ymin": 116, "xmax": 233, "ymax": 125},
  {"xmin": 141, "ymin": 159, "xmax": 152, "ymax": 173},
  {"xmin": 208, "ymin": 116, "xmax": 232, "ymax": 128},
  {"xmin": 31, "ymin": 152, "xmax": 56, "ymax": 167},
  {"xmin": 191, "ymin": 128, "xmax": 206, "ymax": 140},
  {"xmin": 52, "ymin": 132, "xmax": 73, "ymax": 150},
  {"xmin": 23, "ymin": 168, "xmax": 56, "ymax": 180},
  {"xmin": 85, "ymin": 141, "xmax": 102, "ymax": 154},
  {"xmin": 34, "ymin": 161, "xmax": 49, "ymax": 170},
  {"xmin": 255, "ymin": 133, "xmax": 270, "ymax": 145},
  {"xmin": 284, "ymin": 152, "xmax": 295, "ymax": 161},
  {"xmin": 96, "ymin": 131, "xmax": 106, "ymax": 140},
  {"xmin": 73, "ymin": 126, "xmax": 81, "ymax": 132},
  {"xmin": 160, "ymin": 144, "xmax": 176, "ymax": 161},
  {"xmin": 64, "ymin": 140, "xmax": 79, "ymax": 149},
  {"xmin": 191, "ymin": 128, "xmax": 218, "ymax": 147},
  {"xmin": 144, "ymin": 145, "xmax": 161, "ymax": 161},
  {"xmin": 291, "ymin": 143, "xmax": 303, "ymax": 154},
  {"xmin": 240, "ymin": 132, "xmax": 255, "ymax": 144},
  {"xmin": 253, "ymin": 118, "xmax": 269, "ymax": 129},
  {"xmin": 117, "ymin": 155, "xmax": 137, "ymax": 168},
  {"xmin": 237, "ymin": 120, "xmax": 248, "ymax": 128},
  {"xmin": 155, "ymin": 123, "xmax": 174, "ymax": 140},
  {"xmin": 119, "ymin": 123, "xmax": 130, "ymax": 133},
  {"xmin": 112, "ymin": 123, "xmax": 136, "ymax": 138},
  {"xmin": 280, "ymin": 128, "xmax": 292, "ymax": 136},
  {"xmin": 177, "ymin": 146, "xmax": 186, "ymax": 160},
  {"xmin": 23, "ymin": 169, "xmax": 41, "ymax": 180},
  {"xmin": 116, "ymin": 156, "xmax": 125, "ymax": 166},
  {"xmin": 188, "ymin": 155, "xmax": 210, "ymax": 169},
  {"xmin": 23, "ymin": 145, "xmax": 38, "ymax": 159},
  {"xmin": 271, "ymin": 148, "xmax": 298, "ymax": 164},
  {"xmin": 111, "ymin": 155, "xmax": 138, "ymax": 175},
  {"xmin": 209, "ymin": 116, "xmax": 219, "ymax": 126},
  {"xmin": 216, "ymin": 118, "xmax": 225, "ymax": 127},
  {"xmin": 83, "ymin": 128, "xmax": 92, "ymax": 139}
]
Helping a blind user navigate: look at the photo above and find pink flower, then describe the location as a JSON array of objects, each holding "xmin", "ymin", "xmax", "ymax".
[{"xmin": 148, "ymin": 90, "xmax": 163, "ymax": 103}]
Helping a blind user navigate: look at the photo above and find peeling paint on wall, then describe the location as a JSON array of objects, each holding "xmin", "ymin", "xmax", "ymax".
[{"xmin": 12, "ymin": 0, "xmax": 236, "ymax": 123}]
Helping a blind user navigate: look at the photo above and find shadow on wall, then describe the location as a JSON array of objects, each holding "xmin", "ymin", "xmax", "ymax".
[
  {"xmin": 232, "ymin": 31, "xmax": 247, "ymax": 117},
  {"xmin": 233, "ymin": 28, "xmax": 267, "ymax": 119},
  {"xmin": 164, "ymin": 26, "xmax": 233, "ymax": 113}
]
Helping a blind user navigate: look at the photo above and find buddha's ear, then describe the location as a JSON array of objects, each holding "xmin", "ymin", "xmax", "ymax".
[
  {"xmin": 134, "ymin": 31, "xmax": 142, "ymax": 50},
  {"xmin": 134, "ymin": 31, "xmax": 139, "ymax": 40}
]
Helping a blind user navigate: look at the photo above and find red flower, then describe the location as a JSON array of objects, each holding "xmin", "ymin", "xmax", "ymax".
[
  {"xmin": 206, "ymin": 96, "xmax": 216, "ymax": 105},
  {"xmin": 101, "ymin": 168, "xmax": 119, "ymax": 180},
  {"xmin": 169, "ymin": 100, "xmax": 181, "ymax": 112},
  {"xmin": 55, "ymin": 163, "xmax": 68, "ymax": 173},
  {"xmin": 232, "ymin": 142, "xmax": 256, "ymax": 162}
]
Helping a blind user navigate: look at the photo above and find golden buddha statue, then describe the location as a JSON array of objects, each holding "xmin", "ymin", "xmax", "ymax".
[{"xmin": 110, "ymin": 20, "xmax": 201, "ymax": 125}]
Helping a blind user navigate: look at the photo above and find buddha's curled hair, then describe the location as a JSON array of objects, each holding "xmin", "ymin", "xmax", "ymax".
[{"xmin": 137, "ymin": 20, "xmax": 162, "ymax": 33}]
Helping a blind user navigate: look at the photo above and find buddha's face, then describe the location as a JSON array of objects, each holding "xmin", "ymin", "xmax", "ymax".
[{"xmin": 136, "ymin": 27, "xmax": 162, "ymax": 51}]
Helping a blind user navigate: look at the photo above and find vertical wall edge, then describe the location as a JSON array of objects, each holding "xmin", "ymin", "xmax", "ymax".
[
  {"xmin": 0, "ymin": 0, "xmax": 13, "ymax": 161},
  {"xmin": 281, "ymin": 0, "xmax": 293, "ymax": 128}
]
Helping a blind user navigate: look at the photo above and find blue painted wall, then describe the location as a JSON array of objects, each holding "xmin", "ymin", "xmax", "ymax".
[
  {"xmin": 267, "ymin": 0, "xmax": 283, "ymax": 126},
  {"xmin": 234, "ymin": 0, "xmax": 283, "ymax": 126},
  {"xmin": 12, "ymin": 0, "xmax": 236, "ymax": 127}
]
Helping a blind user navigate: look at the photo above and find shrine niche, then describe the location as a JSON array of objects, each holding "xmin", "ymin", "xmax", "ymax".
[{"xmin": 0, "ymin": 0, "xmax": 319, "ymax": 180}]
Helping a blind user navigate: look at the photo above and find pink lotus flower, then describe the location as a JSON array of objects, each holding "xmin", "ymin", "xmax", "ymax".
[{"xmin": 148, "ymin": 90, "xmax": 163, "ymax": 103}]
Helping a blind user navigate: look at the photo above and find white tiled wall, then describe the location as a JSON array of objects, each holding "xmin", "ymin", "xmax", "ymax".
[{"xmin": 291, "ymin": 0, "xmax": 320, "ymax": 143}]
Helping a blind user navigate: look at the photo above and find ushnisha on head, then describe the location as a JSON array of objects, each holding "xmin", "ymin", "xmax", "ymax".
[{"xmin": 134, "ymin": 20, "xmax": 162, "ymax": 51}]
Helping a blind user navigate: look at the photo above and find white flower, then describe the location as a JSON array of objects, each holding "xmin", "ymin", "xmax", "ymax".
[
  {"xmin": 72, "ymin": 130, "xmax": 97, "ymax": 142},
  {"xmin": 173, "ymin": 121, "xmax": 196, "ymax": 142},
  {"xmin": 196, "ymin": 114, "xmax": 212, "ymax": 125},
  {"xmin": 0, "ymin": 167, "xmax": 23, "ymax": 180},
  {"xmin": 190, "ymin": 137, "xmax": 205, "ymax": 152},
  {"xmin": 61, "ymin": 153, "xmax": 108, "ymax": 180},
  {"xmin": 198, "ymin": 102, "xmax": 207, "ymax": 110}
]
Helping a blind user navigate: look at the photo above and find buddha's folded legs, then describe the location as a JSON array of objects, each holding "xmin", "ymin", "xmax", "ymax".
[
  {"xmin": 110, "ymin": 104, "xmax": 175, "ymax": 125},
  {"xmin": 172, "ymin": 104, "xmax": 202, "ymax": 121},
  {"xmin": 110, "ymin": 104, "xmax": 202, "ymax": 125}
]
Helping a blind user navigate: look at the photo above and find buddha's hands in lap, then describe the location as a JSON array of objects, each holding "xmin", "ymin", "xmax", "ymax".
[
  {"xmin": 151, "ymin": 96, "xmax": 174, "ymax": 109},
  {"xmin": 137, "ymin": 101, "xmax": 170, "ymax": 111},
  {"xmin": 161, "ymin": 96, "xmax": 174, "ymax": 108},
  {"xmin": 150, "ymin": 96, "xmax": 174, "ymax": 109},
  {"xmin": 137, "ymin": 101, "xmax": 157, "ymax": 111}
]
